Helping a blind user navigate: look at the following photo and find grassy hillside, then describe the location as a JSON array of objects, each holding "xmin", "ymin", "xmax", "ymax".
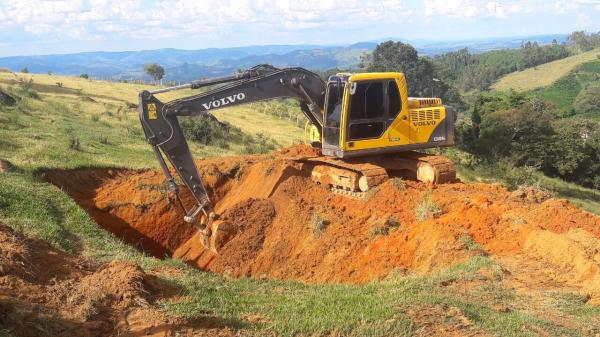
[
  {"xmin": 1, "ymin": 72, "xmax": 600, "ymax": 336},
  {"xmin": 0, "ymin": 71, "xmax": 304, "ymax": 170},
  {"xmin": 492, "ymin": 48, "xmax": 600, "ymax": 91},
  {"xmin": 531, "ymin": 59, "xmax": 600, "ymax": 117}
]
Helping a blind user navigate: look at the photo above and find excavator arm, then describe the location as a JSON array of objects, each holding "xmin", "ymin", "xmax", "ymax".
[{"xmin": 138, "ymin": 65, "xmax": 326, "ymax": 244}]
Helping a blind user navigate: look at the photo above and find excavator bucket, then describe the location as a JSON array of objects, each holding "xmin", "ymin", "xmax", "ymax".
[{"xmin": 197, "ymin": 213, "xmax": 237, "ymax": 254}]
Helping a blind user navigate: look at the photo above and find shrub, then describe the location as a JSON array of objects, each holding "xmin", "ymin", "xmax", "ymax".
[
  {"xmin": 574, "ymin": 83, "xmax": 600, "ymax": 115},
  {"xmin": 370, "ymin": 217, "xmax": 401, "ymax": 237},
  {"xmin": 415, "ymin": 191, "xmax": 442, "ymax": 220},
  {"xmin": 0, "ymin": 89, "xmax": 16, "ymax": 107},
  {"xmin": 312, "ymin": 214, "xmax": 329, "ymax": 237},
  {"xmin": 17, "ymin": 77, "xmax": 39, "ymax": 99},
  {"xmin": 68, "ymin": 137, "xmax": 80, "ymax": 151},
  {"xmin": 180, "ymin": 115, "xmax": 279, "ymax": 153},
  {"xmin": 180, "ymin": 115, "xmax": 234, "ymax": 149},
  {"xmin": 80, "ymin": 74, "xmax": 89, "ymax": 79},
  {"xmin": 458, "ymin": 234, "xmax": 487, "ymax": 254},
  {"xmin": 20, "ymin": 67, "xmax": 28, "ymax": 73},
  {"xmin": 242, "ymin": 133, "xmax": 278, "ymax": 154},
  {"xmin": 389, "ymin": 178, "xmax": 406, "ymax": 190}
]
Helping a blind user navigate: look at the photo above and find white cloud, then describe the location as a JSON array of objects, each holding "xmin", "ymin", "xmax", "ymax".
[
  {"xmin": 554, "ymin": 0, "xmax": 600, "ymax": 13},
  {"xmin": 423, "ymin": 0, "xmax": 540, "ymax": 18},
  {"xmin": 0, "ymin": 0, "xmax": 413, "ymax": 40}
]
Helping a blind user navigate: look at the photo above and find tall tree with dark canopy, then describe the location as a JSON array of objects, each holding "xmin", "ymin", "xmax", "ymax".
[{"xmin": 362, "ymin": 41, "xmax": 463, "ymax": 108}]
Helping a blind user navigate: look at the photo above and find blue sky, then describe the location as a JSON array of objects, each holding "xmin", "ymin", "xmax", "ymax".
[{"xmin": 0, "ymin": 0, "xmax": 599, "ymax": 57}]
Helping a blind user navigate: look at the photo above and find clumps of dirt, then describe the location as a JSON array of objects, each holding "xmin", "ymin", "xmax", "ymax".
[
  {"xmin": 521, "ymin": 229, "xmax": 600, "ymax": 303},
  {"xmin": 0, "ymin": 222, "xmax": 234, "ymax": 336},
  {"xmin": 43, "ymin": 145, "xmax": 600, "ymax": 301},
  {"xmin": 210, "ymin": 199, "xmax": 276, "ymax": 276},
  {"xmin": 510, "ymin": 185, "xmax": 552, "ymax": 203},
  {"xmin": 0, "ymin": 158, "xmax": 14, "ymax": 173},
  {"xmin": 0, "ymin": 223, "xmax": 144, "ymax": 335}
]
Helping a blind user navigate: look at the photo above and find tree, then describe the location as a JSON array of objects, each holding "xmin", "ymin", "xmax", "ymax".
[
  {"xmin": 20, "ymin": 67, "xmax": 29, "ymax": 73},
  {"xmin": 362, "ymin": 41, "xmax": 463, "ymax": 107},
  {"xmin": 364, "ymin": 41, "xmax": 431, "ymax": 96},
  {"xmin": 80, "ymin": 73, "xmax": 89, "ymax": 79},
  {"xmin": 144, "ymin": 63, "xmax": 165, "ymax": 84}
]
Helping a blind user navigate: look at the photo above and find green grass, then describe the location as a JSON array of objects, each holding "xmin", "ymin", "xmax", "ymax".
[
  {"xmin": 531, "ymin": 59, "xmax": 600, "ymax": 116},
  {"xmin": 492, "ymin": 48, "xmax": 600, "ymax": 91},
  {"xmin": 455, "ymin": 163, "xmax": 600, "ymax": 215}
]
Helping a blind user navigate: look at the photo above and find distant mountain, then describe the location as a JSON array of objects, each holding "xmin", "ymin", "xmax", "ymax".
[{"xmin": 0, "ymin": 34, "xmax": 568, "ymax": 82}]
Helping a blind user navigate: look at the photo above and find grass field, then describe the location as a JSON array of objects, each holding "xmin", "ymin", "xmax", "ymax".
[
  {"xmin": 530, "ymin": 58, "xmax": 600, "ymax": 116},
  {"xmin": 1, "ymin": 72, "xmax": 600, "ymax": 336},
  {"xmin": 492, "ymin": 48, "xmax": 600, "ymax": 92}
]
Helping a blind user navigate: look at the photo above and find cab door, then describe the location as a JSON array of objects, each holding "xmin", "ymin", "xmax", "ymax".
[
  {"xmin": 343, "ymin": 78, "xmax": 409, "ymax": 151},
  {"xmin": 322, "ymin": 80, "xmax": 344, "ymax": 150}
]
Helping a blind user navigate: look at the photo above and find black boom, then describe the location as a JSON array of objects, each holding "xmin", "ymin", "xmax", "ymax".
[{"xmin": 138, "ymin": 65, "xmax": 326, "ymax": 225}]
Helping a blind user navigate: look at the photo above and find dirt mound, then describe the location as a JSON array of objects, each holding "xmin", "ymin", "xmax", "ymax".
[
  {"xmin": 43, "ymin": 145, "xmax": 600, "ymax": 299},
  {"xmin": 0, "ymin": 222, "xmax": 236, "ymax": 336},
  {"xmin": 0, "ymin": 158, "xmax": 14, "ymax": 173}
]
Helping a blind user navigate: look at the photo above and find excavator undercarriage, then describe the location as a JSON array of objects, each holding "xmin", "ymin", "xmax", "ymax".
[{"xmin": 305, "ymin": 151, "xmax": 456, "ymax": 196}]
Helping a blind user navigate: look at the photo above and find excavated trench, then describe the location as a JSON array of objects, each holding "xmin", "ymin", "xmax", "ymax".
[{"xmin": 41, "ymin": 146, "xmax": 600, "ymax": 295}]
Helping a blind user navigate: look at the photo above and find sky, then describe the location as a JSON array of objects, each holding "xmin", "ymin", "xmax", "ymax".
[{"xmin": 0, "ymin": 0, "xmax": 599, "ymax": 57}]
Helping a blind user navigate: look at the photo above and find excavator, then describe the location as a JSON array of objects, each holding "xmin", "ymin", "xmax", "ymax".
[{"xmin": 139, "ymin": 64, "xmax": 456, "ymax": 252}]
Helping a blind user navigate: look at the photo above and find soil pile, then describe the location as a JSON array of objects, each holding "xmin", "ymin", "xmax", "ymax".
[
  {"xmin": 44, "ymin": 145, "xmax": 600, "ymax": 301},
  {"xmin": 0, "ymin": 222, "xmax": 235, "ymax": 336}
]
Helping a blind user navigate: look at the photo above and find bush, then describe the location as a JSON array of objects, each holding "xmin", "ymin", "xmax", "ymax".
[
  {"xmin": 0, "ymin": 89, "xmax": 16, "ymax": 107},
  {"xmin": 180, "ymin": 115, "xmax": 235, "ymax": 149},
  {"xmin": 415, "ymin": 191, "xmax": 442, "ymax": 220},
  {"xmin": 68, "ymin": 137, "xmax": 80, "ymax": 151},
  {"xmin": 242, "ymin": 133, "xmax": 278, "ymax": 154},
  {"xmin": 17, "ymin": 77, "xmax": 39, "ymax": 99},
  {"xmin": 180, "ymin": 115, "xmax": 279, "ymax": 153},
  {"xmin": 80, "ymin": 74, "xmax": 89, "ymax": 79},
  {"xmin": 573, "ymin": 83, "xmax": 600, "ymax": 115},
  {"xmin": 312, "ymin": 214, "xmax": 329, "ymax": 237}
]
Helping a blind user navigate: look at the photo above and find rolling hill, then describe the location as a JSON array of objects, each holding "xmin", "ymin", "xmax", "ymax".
[
  {"xmin": 0, "ymin": 34, "xmax": 568, "ymax": 82},
  {"xmin": 492, "ymin": 48, "xmax": 600, "ymax": 91}
]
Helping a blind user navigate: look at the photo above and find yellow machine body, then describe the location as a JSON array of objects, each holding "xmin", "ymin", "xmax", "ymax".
[{"xmin": 318, "ymin": 72, "xmax": 455, "ymax": 159}]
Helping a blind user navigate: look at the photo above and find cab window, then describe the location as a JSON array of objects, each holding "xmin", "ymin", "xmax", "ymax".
[
  {"xmin": 388, "ymin": 80, "xmax": 401, "ymax": 119},
  {"xmin": 349, "ymin": 82, "xmax": 384, "ymax": 120}
]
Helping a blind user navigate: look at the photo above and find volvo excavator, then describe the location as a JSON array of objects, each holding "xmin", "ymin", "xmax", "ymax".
[{"xmin": 139, "ymin": 64, "xmax": 456, "ymax": 252}]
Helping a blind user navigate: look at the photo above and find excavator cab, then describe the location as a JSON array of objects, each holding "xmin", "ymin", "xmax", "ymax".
[{"xmin": 317, "ymin": 72, "xmax": 454, "ymax": 159}]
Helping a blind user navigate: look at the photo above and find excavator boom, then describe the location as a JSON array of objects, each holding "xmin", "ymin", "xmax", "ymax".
[{"xmin": 139, "ymin": 65, "xmax": 327, "ymax": 244}]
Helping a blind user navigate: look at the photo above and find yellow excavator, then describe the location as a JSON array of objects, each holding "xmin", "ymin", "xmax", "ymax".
[{"xmin": 139, "ymin": 64, "xmax": 456, "ymax": 251}]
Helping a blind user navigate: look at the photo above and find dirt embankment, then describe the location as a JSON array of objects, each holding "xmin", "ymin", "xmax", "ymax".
[
  {"xmin": 0, "ymin": 222, "xmax": 236, "ymax": 337},
  {"xmin": 43, "ymin": 145, "xmax": 600, "ymax": 302}
]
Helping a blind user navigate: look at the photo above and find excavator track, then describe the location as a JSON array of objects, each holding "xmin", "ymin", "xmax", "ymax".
[{"xmin": 292, "ymin": 151, "xmax": 456, "ymax": 193}]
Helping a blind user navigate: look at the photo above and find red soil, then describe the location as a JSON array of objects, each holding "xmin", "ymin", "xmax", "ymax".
[
  {"xmin": 0, "ymin": 222, "xmax": 235, "ymax": 336},
  {"xmin": 43, "ymin": 145, "xmax": 600, "ymax": 300}
]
